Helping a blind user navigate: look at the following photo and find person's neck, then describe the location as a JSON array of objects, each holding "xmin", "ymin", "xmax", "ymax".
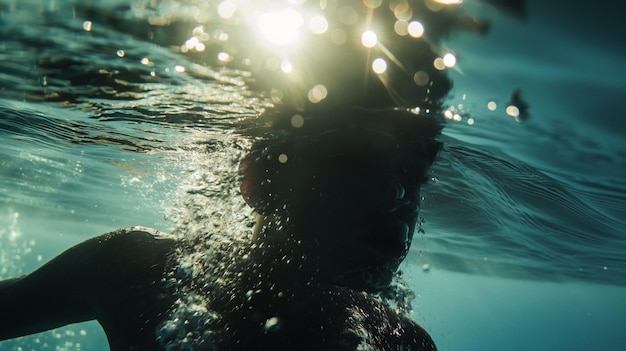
[{"xmin": 248, "ymin": 213, "xmax": 323, "ymax": 290}]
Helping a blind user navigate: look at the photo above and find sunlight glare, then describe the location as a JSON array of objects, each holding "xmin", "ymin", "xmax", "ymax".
[
  {"xmin": 372, "ymin": 58, "xmax": 387, "ymax": 74},
  {"xmin": 258, "ymin": 9, "xmax": 304, "ymax": 46},
  {"xmin": 280, "ymin": 60, "xmax": 293, "ymax": 73},
  {"xmin": 408, "ymin": 21, "xmax": 424, "ymax": 38},
  {"xmin": 361, "ymin": 30, "xmax": 378, "ymax": 48},
  {"xmin": 433, "ymin": 0, "xmax": 463, "ymax": 4},
  {"xmin": 443, "ymin": 53, "xmax": 457, "ymax": 68}
]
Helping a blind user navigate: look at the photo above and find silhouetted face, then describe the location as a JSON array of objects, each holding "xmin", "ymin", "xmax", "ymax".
[{"xmin": 240, "ymin": 116, "xmax": 441, "ymax": 291}]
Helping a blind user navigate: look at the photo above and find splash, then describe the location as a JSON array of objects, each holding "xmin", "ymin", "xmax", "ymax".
[{"xmin": 0, "ymin": 210, "xmax": 36, "ymax": 279}]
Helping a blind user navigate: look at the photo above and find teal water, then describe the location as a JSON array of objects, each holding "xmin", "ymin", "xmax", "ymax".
[{"xmin": 1, "ymin": 0, "xmax": 625, "ymax": 350}]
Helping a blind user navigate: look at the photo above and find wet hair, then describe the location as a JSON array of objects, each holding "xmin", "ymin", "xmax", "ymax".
[{"xmin": 239, "ymin": 107, "xmax": 443, "ymax": 215}]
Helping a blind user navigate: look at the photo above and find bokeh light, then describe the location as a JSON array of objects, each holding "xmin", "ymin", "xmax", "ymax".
[
  {"xmin": 217, "ymin": 1, "xmax": 237, "ymax": 19},
  {"xmin": 309, "ymin": 15, "xmax": 329, "ymax": 34},
  {"xmin": 361, "ymin": 30, "xmax": 378, "ymax": 48},
  {"xmin": 408, "ymin": 21, "xmax": 424, "ymax": 38},
  {"xmin": 443, "ymin": 53, "xmax": 457, "ymax": 68},
  {"xmin": 308, "ymin": 84, "xmax": 328, "ymax": 103},
  {"xmin": 372, "ymin": 58, "xmax": 387, "ymax": 74}
]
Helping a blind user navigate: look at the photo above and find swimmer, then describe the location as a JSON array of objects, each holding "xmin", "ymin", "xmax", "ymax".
[
  {"xmin": 0, "ymin": 106, "xmax": 441, "ymax": 351},
  {"xmin": 0, "ymin": 1, "xmax": 525, "ymax": 349}
]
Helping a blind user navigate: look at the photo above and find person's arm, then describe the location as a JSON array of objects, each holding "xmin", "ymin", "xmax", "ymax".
[{"xmin": 0, "ymin": 226, "xmax": 177, "ymax": 344}]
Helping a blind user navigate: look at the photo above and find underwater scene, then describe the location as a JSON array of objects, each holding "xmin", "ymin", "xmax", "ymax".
[{"xmin": 1, "ymin": 0, "xmax": 625, "ymax": 350}]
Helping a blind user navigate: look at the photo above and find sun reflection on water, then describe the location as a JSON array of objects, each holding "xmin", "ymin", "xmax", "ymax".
[{"xmin": 149, "ymin": 0, "xmax": 503, "ymax": 119}]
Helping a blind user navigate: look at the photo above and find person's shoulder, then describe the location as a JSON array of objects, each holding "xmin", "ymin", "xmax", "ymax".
[
  {"xmin": 339, "ymin": 289, "xmax": 438, "ymax": 351},
  {"xmin": 98, "ymin": 226, "xmax": 177, "ymax": 242},
  {"xmin": 88, "ymin": 226, "xmax": 178, "ymax": 268}
]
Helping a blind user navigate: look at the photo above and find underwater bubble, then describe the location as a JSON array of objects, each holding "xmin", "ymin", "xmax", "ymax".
[
  {"xmin": 82, "ymin": 21, "xmax": 92, "ymax": 32},
  {"xmin": 506, "ymin": 105, "xmax": 520, "ymax": 118},
  {"xmin": 263, "ymin": 317, "xmax": 280, "ymax": 331}
]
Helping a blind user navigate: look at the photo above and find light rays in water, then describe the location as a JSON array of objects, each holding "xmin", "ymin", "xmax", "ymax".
[{"xmin": 181, "ymin": 0, "xmax": 468, "ymax": 110}]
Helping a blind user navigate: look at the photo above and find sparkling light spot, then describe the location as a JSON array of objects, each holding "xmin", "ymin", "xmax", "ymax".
[
  {"xmin": 185, "ymin": 36, "xmax": 199, "ymax": 50},
  {"xmin": 217, "ymin": 1, "xmax": 237, "ymax": 19},
  {"xmin": 141, "ymin": 57, "xmax": 150, "ymax": 65},
  {"xmin": 116, "ymin": 50, "xmax": 125, "ymax": 58},
  {"xmin": 414, "ymin": 71, "xmax": 429, "ymax": 86},
  {"xmin": 278, "ymin": 154, "xmax": 289, "ymax": 163},
  {"xmin": 443, "ymin": 53, "xmax": 457, "ymax": 67},
  {"xmin": 434, "ymin": 0, "xmax": 463, "ymax": 4},
  {"xmin": 308, "ymin": 84, "xmax": 328, "ymax": 103},
  {"xmin": 433, "ymin": 57, "xmax": 446, "ymax": 70},
  {"xmin": 280, "ymin": 60, "xmax": 293, "ymax": 73},
  {"xmin": 393, "ymin": 2, "xmax": 413, "ymax": 21},
  {"xmin": 361, "ymin": 30, "xmax": 377, "ymax": 48},
  {"xmin": 291, "ymin": 114, "xmax": 304, "ymax": 128},
  {"xmin": 506, "ymin": 105, "xmax": 520, "ymax": 118},
  {"xmin": 82, "ymin": 20, "xmax": 92, "ymax": 32},
  {"xmin": 174, "ymin": 65, "xmax": 185, "ymax": 73},
  {"xmin": 408, "ymin": 21, "xmax": 424, "ymax": 38},
  {"xmin": 487, "ymin": 101, "xmax": 497, "ymax": 111},
  {"xmin": 264, "ymin": 317, "xmax": 280, "ymax": 331},
  {"xmin": 467, "ymin": 118, "xmax": 475, "ymax": 125},
  {"xmin": 372, "ymin": 58, "xmax": 387, "ymax": 74},
  {"xmin": 196, "ymin": 43, "xmax": 206, "ymax": 52},
  {"xmin": 363, "ymin": 0, "xmax": 383, "ymax": 8},
  {"xmin": 309, "ymin": 15, "xmax": 328, "ymax": 34},
  {"xmin": 217, "ymin": 52, "xmax": 232, "ymax": 63},
  {"xmin": 394, "ymin": 20, "xmax": 409, "ymax": 36},
  {"xmin": 258, "ymin": 9, "xmax": 304, "ymax": 46}
]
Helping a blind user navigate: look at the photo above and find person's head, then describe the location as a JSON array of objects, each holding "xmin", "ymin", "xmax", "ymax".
[{"xmin": 239, "ymin": 107, "xmax": 441, "ymax": 291}]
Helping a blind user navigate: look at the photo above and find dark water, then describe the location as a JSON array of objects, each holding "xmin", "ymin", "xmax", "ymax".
[{"xmin": 1, "ymin": 0, "xmax": 625, "ymax": 350}]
